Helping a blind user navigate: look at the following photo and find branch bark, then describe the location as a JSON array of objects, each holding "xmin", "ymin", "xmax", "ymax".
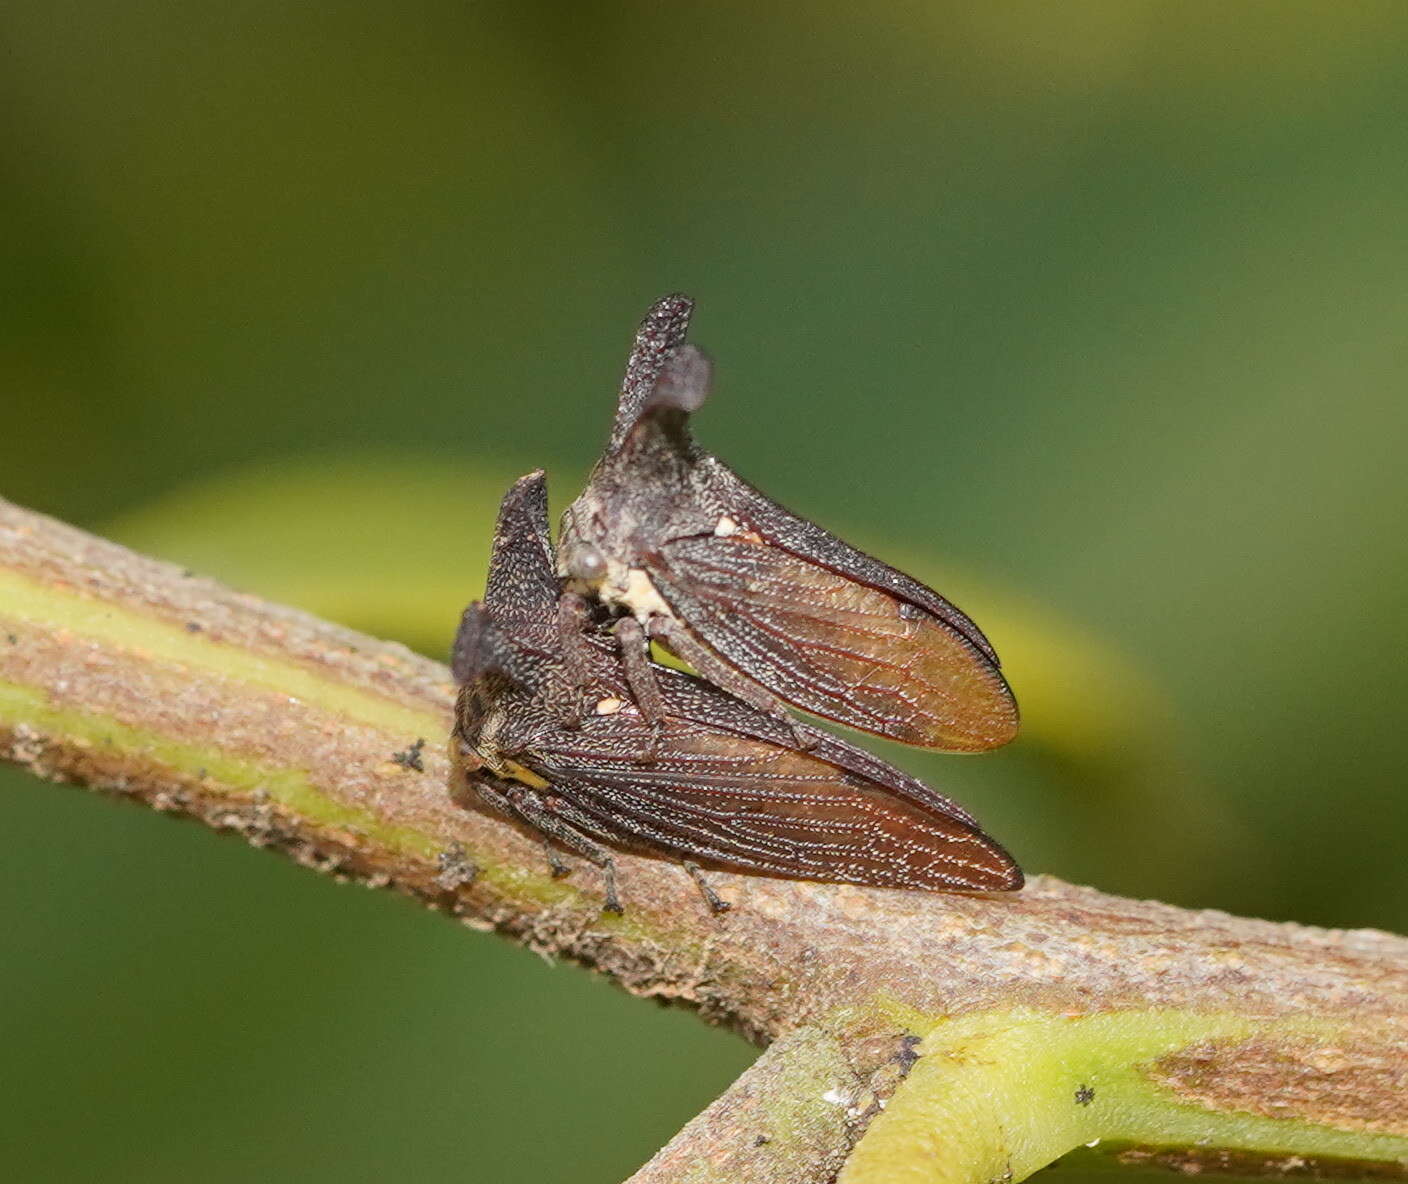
[{"xmin": 2, "ymin": 498, "xmax": 1405, "ymax": 1184}]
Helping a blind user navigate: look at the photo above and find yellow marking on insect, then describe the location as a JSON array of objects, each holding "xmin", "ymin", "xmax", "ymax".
[
  {"xmin": 595, "ymin": 696, "xmax": 624, "ymax": 715},
  {"xmin": 502, "ymin": 759, "xmax": 550, "ymax": 790}
]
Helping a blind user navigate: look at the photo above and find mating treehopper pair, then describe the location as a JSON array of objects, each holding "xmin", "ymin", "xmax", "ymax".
[{"xmin": 450, "ymin": 296, "xmax": 1021, "ymax": 912}]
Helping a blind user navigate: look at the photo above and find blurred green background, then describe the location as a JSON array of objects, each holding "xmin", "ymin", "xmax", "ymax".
[{"xmin": 3, "ymin": 3, "xmax": 1406, "ymax": 1181}]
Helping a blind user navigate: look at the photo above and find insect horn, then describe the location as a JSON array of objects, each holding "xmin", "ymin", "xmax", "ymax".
[
  {"xmin": 606, "ymin": 293, "xmax": 695, "ymax": 452},
  {"xmin": 481, "ymin": 469, "xmax": 558, "ymax": 620},
  {"xmin": 450, "ymin": 470, "xmax": 560, "ymax": 686}
]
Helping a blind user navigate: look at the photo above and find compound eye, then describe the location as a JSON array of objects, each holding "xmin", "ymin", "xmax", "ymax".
[{"xmin": 566, "ymin": 543, "xmax": 608, "ymax": 582}]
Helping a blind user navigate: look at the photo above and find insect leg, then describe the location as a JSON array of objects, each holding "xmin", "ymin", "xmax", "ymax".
[
  {"xmin": 683, "ymin": 861, "xmax": 732, "ymax": 915},
  {"xmin": 542, "ymin": 843, "xmax": 572, "ymax": 879},
  {"xmin": 470, "ymin": 776, "xmax": 620, "ymax": 909},
  {"xmin": 547, "ymin": 592, "xmax": 594, "ymax": 726},
  {"xmin": 646, "ymin": 614, "xmax": 815, "ymax": 749},
  {"xmin": 510, "ymin": 788, "xmax": 625, "ymax": 915},
  {"xmin": 613, "ymin": 615, "xmax": 667, "ymax": 760}
]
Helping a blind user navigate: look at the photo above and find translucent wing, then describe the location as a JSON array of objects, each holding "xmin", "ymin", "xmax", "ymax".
[
  {"xmin": 718, "ymin": 461, "xmax": 1002, "ymax": 664},
  {"xmin": 650, "ymin": 533, "xmax": 1019, "ymax": 750},
  {"xmin": 522, "ymin": 715, "xmax": 1020, "ymax": 892},
  {"xmin": 645, "ymin": 659, "xmax": 984, "ymax": 827}
]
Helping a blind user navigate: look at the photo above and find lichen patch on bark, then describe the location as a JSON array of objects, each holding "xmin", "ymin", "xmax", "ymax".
[{"xmin": 1151, "ymin": 1032, "xmax": 1408, "ymax": 1135}]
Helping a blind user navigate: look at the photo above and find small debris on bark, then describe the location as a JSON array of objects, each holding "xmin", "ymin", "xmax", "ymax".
[
  {"xmin": 436, "ymin": 842, "xmax": 478, "ymax": 890},
  {"xmin": 392, "ymin": 737, "xmax": 426, "ymax": 772},
  {"xmin": 895, "ymin": 1033, "xmax": 922, "ymax": 1074}
]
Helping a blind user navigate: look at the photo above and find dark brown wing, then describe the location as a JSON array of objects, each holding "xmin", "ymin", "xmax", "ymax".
[
  {"xmin": 644, "ymin": 656, "xmax": 984, "ymax": 828},
  {"xmin": 650, "ymin": 534, "xmax": 1019, "ymax": 751},
  {"xmin": 519, "ymin": 715, "xmax": 1020, "ymax": 892},
  {"xmin": 715, "ymin": 459, "xmax": 1003, "ymax": 664}
]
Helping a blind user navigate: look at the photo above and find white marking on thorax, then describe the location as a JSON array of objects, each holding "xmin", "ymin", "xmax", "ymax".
[
  {"xmin": 612, "ymin": 567, "xmax": 675, "ymax": 621},
  {"xmin": 714, "ymin": 515, "xmax": 738, "ymax": 537}
]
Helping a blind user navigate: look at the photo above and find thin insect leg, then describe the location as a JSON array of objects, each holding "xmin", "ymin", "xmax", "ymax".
[
  {"xmin": 470, "ymin": 771, "xmax": 591, "ymax": 889},
  {"xmin": 467, "ymin": 777, "xmax": 555, "ymax": 871},
  {"xmin": 464, "ymin": 775, "xmax": 521, "ymax": 825},
  {"xmin": 542, "ymin": 842, "xmax": 571, "ymax": 879},
  {"xmin": 613, "ymin": 616, "xmax": 667, "ymax": 759},
  {"xmin": 647, "ymin": 614, "xmax": 815, "ymax": 749},
  {"xmin": 683, "ymin": 861, "xmax": 731, "ymax": 915},
  {"xmin": 505, "ymin": 787, "xmax": 625, "ymax": 915},
  {"xmin": 526, "ymin": 794, "xmax": 635, "ymax": 914},
  {"xmin": 548, "ymin": 592, "xmax": 594, "ymax": 726}
]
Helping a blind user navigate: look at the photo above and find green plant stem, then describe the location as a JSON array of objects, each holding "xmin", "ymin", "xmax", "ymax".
[{"xmin": 3, "ymin": 499, "xmax": 1406, "ymax": 1184}]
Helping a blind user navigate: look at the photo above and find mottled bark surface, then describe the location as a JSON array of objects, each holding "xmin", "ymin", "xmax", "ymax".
[{"xmin": 626, "ymin": 1028, "xmax": 863, "ymax": 1184}]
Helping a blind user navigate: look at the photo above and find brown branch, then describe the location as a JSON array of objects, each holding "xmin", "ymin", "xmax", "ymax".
[
  {"xmin": 2, "ymin": 499, "xmax": 1406, "ymax": 1184},
  {"xmin": 626, "ymin": 1028, "xmax": 863, "ymax": 1184}
]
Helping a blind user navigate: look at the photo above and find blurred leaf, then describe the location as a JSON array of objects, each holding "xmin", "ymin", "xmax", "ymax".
[{"xmin": 107, "ymin": 450, "xmax": 520, "ymax": 664}]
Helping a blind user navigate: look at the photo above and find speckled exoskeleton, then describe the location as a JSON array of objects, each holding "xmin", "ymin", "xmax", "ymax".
[
  {"xmin": 556, "ymin": 295, "xmax": 1020, "ymax": 753},
  {"xmin": 450, "ymin": 472, "xmax": 1022, "ymax": 915}
]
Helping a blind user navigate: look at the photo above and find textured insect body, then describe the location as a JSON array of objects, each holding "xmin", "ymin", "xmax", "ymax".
[
  {"xmin": 452, "ymin": 472, "xmax": 1022, "ymax": 914},
  {"xmin": 557, "ymin": 295, "xmax": 1021, "ymax": 753}
]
